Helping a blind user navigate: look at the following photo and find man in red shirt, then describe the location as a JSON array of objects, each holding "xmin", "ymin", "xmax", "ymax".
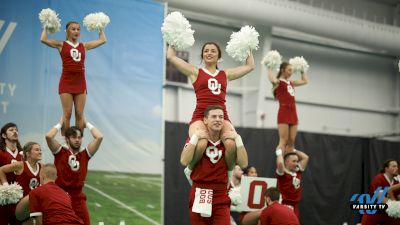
[
  {"xmin": 259, "ymin": 187, "xmax": 299, "ymax": 225},
  {"xmin": 0, "ymin": 122, "xmax": 24, "ymax": 225},
  {"xmin": 45, "ymin": 119, "xmax": 103, "ymax": 225},
  {"xmin": 29, "ymin": 163, "xmax": 83, "ymax": 225},
  {"xmin": 180, "ymin": 105, "xmax": 248, "ymax": 225},
  {"xmin": 276, "ymin": 149, "xmax": 309, "ymax": 219}
]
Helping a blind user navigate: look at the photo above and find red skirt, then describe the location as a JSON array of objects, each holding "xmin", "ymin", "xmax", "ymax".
[{"xmin": 59, "ymin": 71, "xmax": 87, "ymax": 94}]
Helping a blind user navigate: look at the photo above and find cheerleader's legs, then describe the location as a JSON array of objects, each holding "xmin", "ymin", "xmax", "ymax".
[
  {"xmin": 73, "ymin": 93, "xmax": 86, "ymax": 131},
  {"xmin": 60, "ymin": 93, "xmax": 73, "ymax": 136},
  {"xmin": 286, "ymin": 125, "xmax": 298, "ymax": 152}
]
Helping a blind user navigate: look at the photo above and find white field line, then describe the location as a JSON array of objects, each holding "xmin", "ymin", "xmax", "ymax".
[{"xmin": 85, "ymin": 184, "xmax": 160, "ymax": 225}]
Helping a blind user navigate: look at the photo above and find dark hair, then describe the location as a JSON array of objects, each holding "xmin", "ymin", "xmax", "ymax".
[
  {"xmin": 283, "ymin": 152, "xmax": 298, "ymax": 161},
  {"xmin": 201, "ymin": 42, "xmax": 222, "ymax": 69},
  {"xmin": 273, "ymin": 62, "xmax": 290, "ymax": 98},
  {"xmin": 0, "ymin": 122, "xmax": 22, "ymax": 152},
  {"xmin": 379, "ymin": 159, "xmax": 398, "ymax": 173},
  {"xmin": 65, "ymin": 126, "xmax": 83, "ymax": 139},
  {"xmin": 65, "ymin": 21, "xmax": 80, "ymax": 30},
  {"xmin": 23, "ymin": 142, "xmax": 39, "ymax": 159},
  {"xmin": 264, "ymin": 187, "xmax": 280, "ymax": 201},
  {"xmin": 204, "ymin": 105, "xmax": 224, "ymax": 118},
  {"xmin": 242, "ymin": 165, "xmax": 256, "ymax": 176}
]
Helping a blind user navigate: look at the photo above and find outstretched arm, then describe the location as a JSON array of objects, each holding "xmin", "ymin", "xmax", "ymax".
[
  {"xmin": 0, "ymin": 161, "xmax": 24, "ymax": 184},
  {"xmin": 45, "ymin": 118, "xmax": 63, "ymax": 153},
  {"xmin": 85, "ymin": 122, "xmax": 104, "ymax": 156},
  {"xmin": 40, "ymin": 29, "xmax": 63, "ymax": 51},
  {"xmin": 292, "ymin": 71, "xmax": 308, "ymax": 87},
  {"xmin": 84, "ymin": 30, "xmax": 107, "ymax": 50},
  {"xmin": 267, "ymin": 68, "xmax": 279, "ymax": 85},
  {"xmin": 166, "ymin": 46, "xmax": 198, "ymax": 82},
  {"xmin": 225, "ymin": 52, "xmax": 255, "ymax": 81}
]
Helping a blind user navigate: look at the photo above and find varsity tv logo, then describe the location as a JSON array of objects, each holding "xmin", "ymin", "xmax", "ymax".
[
  {"xmin": 350, "ymin": 186, "xmax": 388, "ymax": 215},
  {"xmin": 0, "ymin": 20, "xmax": 17, "ymax": 54}
]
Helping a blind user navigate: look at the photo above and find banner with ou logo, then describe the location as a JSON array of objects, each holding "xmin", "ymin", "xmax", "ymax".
[{"xmin": 236, "ymin": 176, "xmax": 277, "ymax": 212}]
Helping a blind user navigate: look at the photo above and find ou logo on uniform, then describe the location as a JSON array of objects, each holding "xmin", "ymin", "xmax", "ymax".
[{"xmin": 208, "ymin": 78, "xmax": 221, "ymax": 95}]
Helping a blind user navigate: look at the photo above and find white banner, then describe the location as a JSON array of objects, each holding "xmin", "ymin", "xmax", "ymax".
[{"xmin": 237, "ymin": 176, "xmax": 277, "ymax": 212}]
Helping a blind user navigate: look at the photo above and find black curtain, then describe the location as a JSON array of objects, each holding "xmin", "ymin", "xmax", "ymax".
[{"xmin": 164, "ymin": 121, "xmax": 400, "ymax": 225}]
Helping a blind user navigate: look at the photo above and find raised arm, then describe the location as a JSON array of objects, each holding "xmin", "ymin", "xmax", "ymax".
[
  {"xmin": 295, "ymin": 149, "xmax": 309, "ymax": 171},
  {"xmin": 166, "ymin": 46, "xmax": 198, "ymax": 83},
  {"xmin": 225, "ymin": 52, "xmax": 255, "ymax": 81},
  {"xmin": 85, "ymin": 122, "xmax": 103, "ymax": 156},
  {"xmin": 0, "ymin": 161, "xmax": 24, "ymax": 185},
  {"xmin": 40, "ymin": 29, "xmax": 63, "ymax": 51},
  {"xmin": 388, "ymin": 183, "xmax": 400, "ymax": 200},
  {"xmin": 84, "ymin": 30, "xmax": 107, "ymax": 50},
  {"xmin": 180, "ymin": 131, "xmax": 208, "ymax": 166},
  {"xmin": 45, "ymin": 118, "xmax": 63, "ymax": 153},
  {"xmin": 276, "ymin": 149, "xmax": 285, "ymax": 175},
  {"xmin": 292, "ymin": 71, "xmax": 308, "ymax": 87},
  {"xmin": 267, "ymin": 68, "xmax": 279, "ymax": 85}
]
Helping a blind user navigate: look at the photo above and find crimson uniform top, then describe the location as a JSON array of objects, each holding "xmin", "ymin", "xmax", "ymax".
[
  {"xmin": 29, "ymin": 182, "xmax": 83, "ymax": 225},
  {"xmin": 275, "ymin": 79, "xmax": 298, "ymax": 125},
  {"xmin": 191, "ymin": 139, "xmax": 229, "ymax": 188},
  {"xmin": 191, "ymin": 68, "xmax": 229, "ymax": 124},
  {"xmin": 276, "ymin": 170, "xmax": 302, "ymax": 203},
  {"xmin": 368, "ymin": 173, "xmax": 400, "ymax": 197},
  {"xmin": 16, "ymin": 161, "xmax": 41, "ymax": 196},
  {"xmin": 0, "ymin": 148, "xmax": 23, "ymax": 182},
  {"xmin": 259, "ymin": 202, "xmax": 300, "ymax": 225},
  {"xmin": 59, "ymin": 41, "xmax": 86, "ymax": 94},
  {"xmin": 53, "ymin": 146, "xmax": 91, "ymax": 194}
]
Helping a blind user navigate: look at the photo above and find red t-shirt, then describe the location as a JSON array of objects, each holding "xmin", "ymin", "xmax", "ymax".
[
  {"xmin": 191, "ymin": 68, "xmax": 229, "ymax": 123},
  {"xmin": 54, "ymin": 146, "xmax": 91, "ymax": 193},
  {"xmin": 29, "ymin": 182, "xmax": 83, "ymax": 225},
  {"xmin": 0, "ymin": 148, "xmax": 23, "ymax": 182},
  {"xmin": 276, "ymin": 170, "xmax": 302, "ymax": 203},
  {"xmin": 259, "ymin": 202, "xmax": 300, "ymax": 225},
  {"xmin": 191, "ymin": 139, "xmax": 228, "ymax": 188},
  {"xmin": 16, "ymin": 161, "xmax": 40, "ymax": 196}
]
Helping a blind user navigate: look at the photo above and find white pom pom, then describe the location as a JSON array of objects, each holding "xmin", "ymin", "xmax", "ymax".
[
  {"xmin": 226, "ymin": 25, "xmax": 259, "ymax": 62},
  {"xmin": 38, "ymin": 8, "xmax": 61, "ymax": 34},
  {"xmin": 161, "ymin": 12, "xmax": 195, "ymax": 51},
  {"xmin": 83, "ymin": 12, "xmax": 110, "ymax": 32},
  {"xmin": 0, "ymin": 182, "xmax": 23, "ymax": 205},
  {"xmin": 386, "ymin": 200, "xmax": 400, "ymax": 218},
  {"xmin": 289, "ymin": 56, "xmax": 309, "ymax": 73},
  {"xmin": 228, "ymin": 186, "xmax": 242, "ymax": 206},
  {"xmin": 261, "ymin": 50, "xmax": 282, "ymax": 69}
]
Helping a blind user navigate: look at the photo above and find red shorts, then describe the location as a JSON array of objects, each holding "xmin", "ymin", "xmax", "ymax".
[
  {"xmin": 190, "ymin": 106, "xmax": 230, "ymax": 125},
  {"xmin": 70, "ymin": 192, "xmax": 90, "ymax": 225},
  {"xmin": 189, "ymin": 184, "xmax": 231, "ymax": 225},
  {"xmin": 277, "ymin": 105, "xmax": 298, "ymax": 125}
]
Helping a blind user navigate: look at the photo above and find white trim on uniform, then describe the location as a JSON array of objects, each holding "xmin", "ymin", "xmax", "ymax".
[
  {"xmin": 202, "ymin": 68, "xmax": 220, "ymax": 77},
  {"xmin": 208, "ymin": 139, "xmax": 221, "ymax": 146},
  {"xmin": 6, "ymin": 147, "xmax": 18, "ymax": 158},
  {"xmin": 65, "ymin": 40, "xmax": 79, "ymax": 48},
  {"xmin": 26, "ymin": 161, "xmax": 40, "ymax": 176}
]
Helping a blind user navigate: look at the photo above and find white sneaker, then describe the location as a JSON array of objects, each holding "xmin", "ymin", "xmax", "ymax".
[{"xmin": 184, "ymin": 167, "xmax": 193, "ymax": 186}]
